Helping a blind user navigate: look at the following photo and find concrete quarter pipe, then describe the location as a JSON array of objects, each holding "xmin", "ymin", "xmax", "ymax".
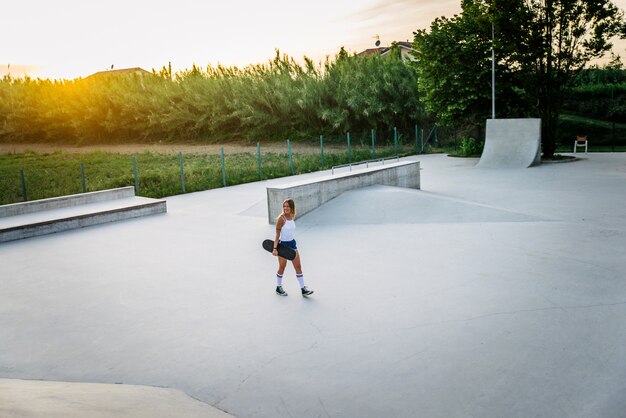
[{"xmin": 477, "ymin": 118, "xmax": 542, "ymax": 168}]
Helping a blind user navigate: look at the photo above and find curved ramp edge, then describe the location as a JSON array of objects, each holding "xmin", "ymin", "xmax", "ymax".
[{"xmin": 477, "ymin": 118, "xmax": 541, "ymax": 168}]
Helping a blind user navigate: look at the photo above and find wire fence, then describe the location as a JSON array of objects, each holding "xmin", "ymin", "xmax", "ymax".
[{"xmin": 1, "ymin": 126, "xmax": 437, "ymax": 205}]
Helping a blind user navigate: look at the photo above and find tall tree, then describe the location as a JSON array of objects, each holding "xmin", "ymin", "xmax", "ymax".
[
  {"xmin": 413, "ymin": 0, "xmax": 528, "ymax": 133},
  {"xmin": 413, "ymin": 0, "xmax": 626, "ymax": 156},
  {"xmin": 501, "ymin": 0, "xmax": 625, "ymax": 156},
  {"xmin": 412, "ymin": 2, "xmax": 490, "ymax": 128},
  {"xmin": 323, "ymin": 47, "xmax": 424, "ymax": 133}
]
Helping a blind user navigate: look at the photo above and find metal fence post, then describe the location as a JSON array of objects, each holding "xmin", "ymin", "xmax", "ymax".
[
  {"xmin": 394, "ymin": 127, "xmax": 398, "ymax": 155},
  {"xmin": 288, "ymin": 139, "xmax": 294, "ymax": 175},
  {"xmin": 80, "ymin": 162, "xmax": 86, "ymax": 193},
  {"xmin": 220, "ymin": 147, "xmax": 226, "ymax": 187},
  {"xmin": 20, "ymin": 169, "xmax": 27, "ymax": 201},
  {"xmin": 415, "ymin": 125, "xmax": 419, "ymax": 154},
  {"xmin": 320, "ymin": 135, "xmax": 325, "ymax": 169},
  {"xmin": 347, "ymin": 131, "xmax": 351, "ymax": 163},
  {"xmin": 257, "ymin": 142, "xmax": 262, "ymax": 179},
  {"xmin": 132, "ymin": 155, "xmax": 139, "ymax": 194},
  {"xmin": 178, "ymin": 152, "xmax": 186, "ymax": 193},
  {"xmin": 371, "ymin": 129, "xmax": 376, "ymax": 159}
]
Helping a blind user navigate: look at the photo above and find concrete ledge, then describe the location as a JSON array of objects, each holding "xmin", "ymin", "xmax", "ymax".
[
  {"xmin": 0, "ymin": 188, "xmax": 166, "ymax": 243},
  {"xmin": 0, "ymin": 187, "xmax": 136, "ymax": 218},
  {"xmin": 0, "ymin": 199, "xmax": 166, "ymax": 243},
  {"xmin": 267, "ymin": 161, "xmax": 420, "ymax": 224}
]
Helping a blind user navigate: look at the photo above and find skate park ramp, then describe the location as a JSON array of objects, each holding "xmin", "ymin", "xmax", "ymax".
[
  {"xmin": 297, "ymin": 184, "xmax": 549, "ymax": 226},
  {"xmin": 476, "ymin": 118, "xmax": 542, "ymax": 168}
]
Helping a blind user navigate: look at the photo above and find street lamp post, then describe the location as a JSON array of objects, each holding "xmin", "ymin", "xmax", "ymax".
[{"xmin": 491, "ymin": 23, "xmax": 496, "ymax": 119}]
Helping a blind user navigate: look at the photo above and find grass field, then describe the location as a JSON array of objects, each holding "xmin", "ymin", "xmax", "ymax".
[
  {"xmin": 3, "ymin": 140, "xmax": 623, "ymax": 206},
  {"xmin": 0, "ymin": 144, "xmax": 412, "ymax": 205}
]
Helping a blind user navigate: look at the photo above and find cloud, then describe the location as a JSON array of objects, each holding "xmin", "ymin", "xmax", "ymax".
[
  {"xmin": 349, "ymin": 0, "xmax": 460, "ymax": 28},
  {"xmin": 331, "ymin": 0, "xmax": 461, "ymax": 49}
]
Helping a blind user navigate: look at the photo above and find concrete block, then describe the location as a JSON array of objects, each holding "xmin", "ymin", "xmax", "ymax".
[
  {"xmin": 266, "ymin": 161, "xmax": 420, "ymax": 224},
  {"xmin": 0, "ymin": 198, "xmax": 166, "ymax": 243},
  {"xmin": 0, "ymin": 186, "xmax": 136, "ymax": 218}
]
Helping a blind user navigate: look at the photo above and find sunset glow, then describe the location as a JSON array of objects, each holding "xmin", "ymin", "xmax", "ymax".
[
  {"xmin": 2, "ymin": 0, "xmax": 463, "ymax": 80},
  {"xmin": 2, "ymin": 0, "xmax": 625, "ymax": 80}
]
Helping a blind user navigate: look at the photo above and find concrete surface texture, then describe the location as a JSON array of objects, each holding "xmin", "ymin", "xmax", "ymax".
[
  {"xmin": 477, "ymin": 118, "xmax": 542, "ymax": 168},
  {"xmin": 0, "ymin": 378, "xmax": 233, "ymax": 418},
  {"xmin": 1, "ymin": 153, "xmax": 626, "ymax": 418}
]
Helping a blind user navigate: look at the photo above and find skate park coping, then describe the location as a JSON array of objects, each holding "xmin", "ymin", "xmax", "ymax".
[{"xmin": 266, "ymin": 160, "xmax": 420, "ymax": 224}]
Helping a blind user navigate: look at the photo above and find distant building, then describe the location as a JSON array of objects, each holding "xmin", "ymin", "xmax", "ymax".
[
  {"xmin": 86, "ymin": 67, "xmax": 151, "ymax": 79},
  {"xmin": 357, "ymin": 41, "xmax": 416, "ymax": 62}
]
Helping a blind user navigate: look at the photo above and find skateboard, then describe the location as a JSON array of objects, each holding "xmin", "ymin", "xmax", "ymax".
[{"xmin": 262, "ymin": 239, "xmax": 296, "ymax": 260}]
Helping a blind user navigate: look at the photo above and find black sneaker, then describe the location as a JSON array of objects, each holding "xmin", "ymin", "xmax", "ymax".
[
  {"xmin": 276, "ymin": 286, "xmax": 288, "ymax": 296},
  {"xmin": 301, "ymin": 286, "xmax": 314, "ymax": 296}
]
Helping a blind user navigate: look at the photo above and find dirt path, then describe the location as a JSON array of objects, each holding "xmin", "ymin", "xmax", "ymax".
[{"xmin": 0, "ymin": 142, "xmax": 347, "ymax": 155}]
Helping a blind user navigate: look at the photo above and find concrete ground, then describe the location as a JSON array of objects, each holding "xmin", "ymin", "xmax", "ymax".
[
  {"xmin": 0, "ymin": 378, "xmax": 232, "ymax": 418},
  {"xmin": 1, "ymin": 153, "xmax": 625, "ymax": 418}
]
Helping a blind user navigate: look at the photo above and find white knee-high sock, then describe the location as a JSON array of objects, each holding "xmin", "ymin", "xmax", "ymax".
[
  {"xmin": 276, "ymin": 274, "xmax": 283, "ymax": 287},
  {"xmin": 296, "ymin": 274, "xmax": 305, "ymax": 288}
]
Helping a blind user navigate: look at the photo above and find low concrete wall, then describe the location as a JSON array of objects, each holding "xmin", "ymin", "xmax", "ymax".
[
  {"xmin": 0, "ymin": 200, "xmax": 166, "ymax": 243},
  {"xmin": 477, "ymin": 118, "xmax": 542, "ymax": 168},
  {"xmin": 0, "ymin": 186, "xmax": 136, "ymax": 218},
  {"xmin": 0, "ymin": 187, "xmax": 167, "ymax": 243},
  {"xmin": 266, "ymin": 161, "xmax": 420, "ymax": 224}
]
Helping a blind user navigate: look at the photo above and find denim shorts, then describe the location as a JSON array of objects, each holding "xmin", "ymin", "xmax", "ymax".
[{"xmin": 280, "ymin": 239, "xmax": 297, "ymax": 250}]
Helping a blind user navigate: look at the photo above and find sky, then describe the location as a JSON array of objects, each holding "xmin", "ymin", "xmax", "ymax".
[{"xmin": 1, "ymin": 0, "xmax": 625, "ymax": 80}]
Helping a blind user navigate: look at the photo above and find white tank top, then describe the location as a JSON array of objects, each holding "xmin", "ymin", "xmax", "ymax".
[{"xmin": 279, "ymin": 217, "xmax": 296, "ymax": 241}]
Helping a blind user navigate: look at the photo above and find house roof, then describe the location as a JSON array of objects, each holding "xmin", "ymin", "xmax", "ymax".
[
  {"xmin": 358, "ymin": 47, "xmax": 390, "ymax": 57},
  {"xmin": 86, "ymin": 67, "xmax": 151, "ymax": 79},
  {"xmin": 357, "ymin": 42, "xmax": 414, "ymax": 58}
]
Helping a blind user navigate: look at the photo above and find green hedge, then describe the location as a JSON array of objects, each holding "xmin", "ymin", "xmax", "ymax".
[
  {"xmin": 558, "ymin": 114, "xmax": 626, "ymax": 146},
  {"xmin": 0, "ymin": 51, "xmax": 427, "ymax": 146}
]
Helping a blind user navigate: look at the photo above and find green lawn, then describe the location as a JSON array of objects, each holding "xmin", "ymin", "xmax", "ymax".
[{"xmin": 0, "ymin": 145, "xmax": 413, "ymax": 205}]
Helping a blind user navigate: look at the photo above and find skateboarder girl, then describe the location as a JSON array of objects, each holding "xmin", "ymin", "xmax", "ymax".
[{"xmin": 272, "ymin": 199, "xmax": 313, "ymax": 297}]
